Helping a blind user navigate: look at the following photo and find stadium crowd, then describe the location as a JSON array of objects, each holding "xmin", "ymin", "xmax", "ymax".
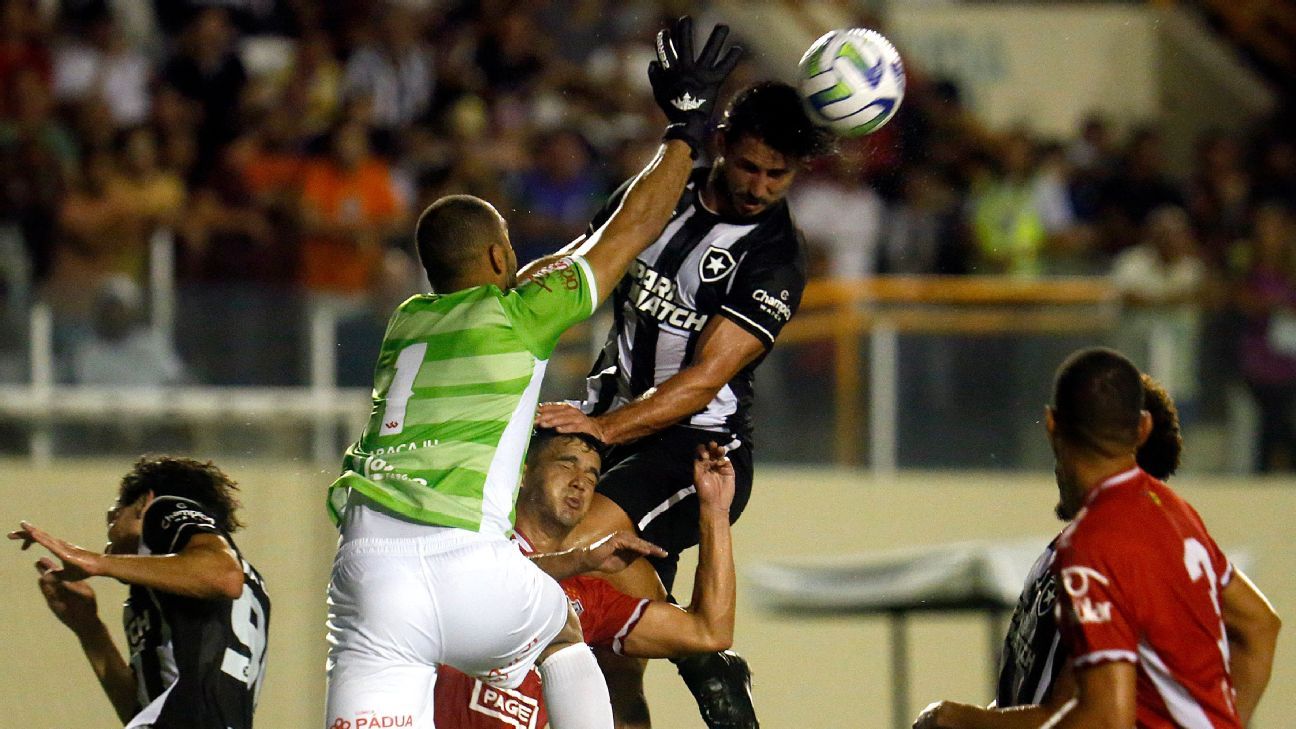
[{"xmin": 2, "ymin": 0, "xmax": 1295, "ymax": 468}]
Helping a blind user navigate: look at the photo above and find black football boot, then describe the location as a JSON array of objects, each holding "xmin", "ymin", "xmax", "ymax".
[{"xmin": 672, "ymin": 649, "xmax": 759, "ymax": 729}]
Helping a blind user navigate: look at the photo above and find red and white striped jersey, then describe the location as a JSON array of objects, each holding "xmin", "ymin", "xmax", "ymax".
[{"xmin": 1054, "ymin": 467, "xmax": 1240, "ymax": 729}]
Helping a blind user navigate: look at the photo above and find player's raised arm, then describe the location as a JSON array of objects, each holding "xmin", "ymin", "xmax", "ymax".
[
  {"xmin": 1221, "ymin": 568, "xmax": 1282, "ymax": 725},
  {"xmin": 28, "ymin": 560, "xmax": 141, "ymax": 723},
  {"xmin": 574, "ymin": 17, "xmax": 741, "ymax": 302},
  {"xmin": 12, "ymin": 520, "xmax": 244, "ymax": 600},
  {"xmin": 620, "ymin": 442, "xmax": 737, "ymax": 657}
]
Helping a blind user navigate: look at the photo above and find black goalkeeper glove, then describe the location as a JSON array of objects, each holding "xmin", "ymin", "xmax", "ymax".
[{"xmin": 648, "ymin": 16, "xmax": 743, "ymax": 158}]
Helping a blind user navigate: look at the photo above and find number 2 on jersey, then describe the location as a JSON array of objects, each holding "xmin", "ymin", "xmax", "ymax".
[
  {"xmin": 1183, "ymin": 537, "xmax": 1230, "ymax": 665},
  {"xmin": 380, "ymin": 343, "xmax": 428, "ymax": 436}
]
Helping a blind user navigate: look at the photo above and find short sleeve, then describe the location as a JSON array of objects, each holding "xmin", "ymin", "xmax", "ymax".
[
  {"xmin": 718, "ymin": 244, "xmax": 806, "ymax": 349},
  {"xmin": 566, "ymin": 577, "xmax": 649, "ymax": 655},
  {"xmin": 1184, "ymin": 501, "xmax": 1233, "ymax": 589},
  {"xmin": 142, "ymin": 496, "xmax": 224, "ymax": 555},
  {"xmin": 500, "ymin": 256, "xmax": 598, "ymax": 359},
  {"xmin": 1054, "ymin": 538, "xmax": 1140, "ymax": 669}
]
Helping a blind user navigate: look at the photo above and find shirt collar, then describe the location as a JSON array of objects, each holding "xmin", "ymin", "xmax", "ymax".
[{"xmin": 1086, "ymin": 466, "xmax": 1143, "ymax": 504}]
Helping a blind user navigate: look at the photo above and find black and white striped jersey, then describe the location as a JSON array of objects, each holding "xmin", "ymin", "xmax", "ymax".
[
  {"xmin": 580, "ymin": 168, "xmax": 806, "ymax": 442},
  {"xmin": 124, "ymin": 496, "xmax": 270, "ymax": 729},
  {"xmin": 996, "ymin": 537, "xmax": 1065, "ymax": 708}
]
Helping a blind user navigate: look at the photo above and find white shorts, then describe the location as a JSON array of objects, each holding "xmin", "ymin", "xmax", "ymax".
[{"xmin": 324, "ymin": 507, "xmax": 568, "ymax": 729}]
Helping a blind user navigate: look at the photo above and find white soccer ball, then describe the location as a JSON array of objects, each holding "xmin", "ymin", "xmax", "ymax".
[{"xmin": 797, "ymin": 28, "xmax": 905, "ymax": 137}]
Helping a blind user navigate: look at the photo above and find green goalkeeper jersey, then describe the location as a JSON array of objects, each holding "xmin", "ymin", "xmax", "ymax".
[{"xmin": 327, "ymin": 255, "xmax": 598, "ymax": 536}]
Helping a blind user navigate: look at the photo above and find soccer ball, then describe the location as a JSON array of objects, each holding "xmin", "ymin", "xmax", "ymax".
[{"xmin": 797, "ymin": 28, "xmax": 905, "ymax": 137}]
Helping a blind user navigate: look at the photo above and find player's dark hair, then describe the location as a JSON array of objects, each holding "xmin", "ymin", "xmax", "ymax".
[
  {"xmin": 415, "ymin": 194, "xmax": 506, "ymax": 292},
  {"xmin": 720, "ymin": 81, "xmax": 835, "ymax": 161},
  {"xmin": 1137, "ymin": 373, "xmax": 1182, "ymax": 480},
  {"xmin": 527, "ymin": 427, "xmax": 604, "ymax": 466},
  {"xmin": 1051, "ymin": 348, "xmax": 1145, "ymax": 457},
  {"xmin": 117, "ymin": 456, "xmax": 244, "ymax": 532}
]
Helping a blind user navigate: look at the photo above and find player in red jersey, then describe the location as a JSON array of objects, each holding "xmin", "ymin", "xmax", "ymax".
[
  {"xmin": 913, "ymin": 374, "xmax": 1280, "ymax": 729},
  {"xmin": 1040, "ymin": 348, "xmax": 1281, "ymax": 728},
  {"xmin": 434, "ymin": 428, "xmax": 737, "ymax": 729}
]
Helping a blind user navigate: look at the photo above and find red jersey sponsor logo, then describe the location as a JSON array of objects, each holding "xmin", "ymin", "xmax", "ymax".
[
  {"xmin": 1061, "ymin": 566, "xmax": 1114, "ymax": 624},
  {"xmin": 469, "ymin": 680, "xmax": 540, "ymax": 729}
]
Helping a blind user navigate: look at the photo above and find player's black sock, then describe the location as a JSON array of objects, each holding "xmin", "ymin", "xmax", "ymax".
[{"xmin": 670, "ymin": 650, "xmax": 759, "ymax": 729}]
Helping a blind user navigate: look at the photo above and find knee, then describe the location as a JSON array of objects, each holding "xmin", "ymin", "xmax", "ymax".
[{"xmin": 538, "ymin": 602, "xmax": 584, "ymax": 664}]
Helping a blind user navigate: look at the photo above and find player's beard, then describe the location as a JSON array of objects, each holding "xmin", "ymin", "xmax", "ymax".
[
  {"xmin": 711, "ymin": 166, "xmax": 769, "ymax": 219},
  {"xmin": 1054, "ymin": 461, "xmax": 1084, "ymax": 521}
]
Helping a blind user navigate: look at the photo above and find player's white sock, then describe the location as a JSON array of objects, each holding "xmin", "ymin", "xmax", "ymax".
[{"xmin": 538, "ymin": 643, "xmax": 614, "ymax": 729}]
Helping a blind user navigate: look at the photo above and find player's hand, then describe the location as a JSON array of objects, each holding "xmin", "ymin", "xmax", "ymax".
[
  {"xmin": 9, "ymin": 521, "xmax": 104, "ymax": 582},
  {"xmin": 912, "ymin": 701, "xmax": 958, "ymax": 729},
  {"xmin": 581, "ymin": 530, "xmax": 667, "ymax": 574},
  {"xmin": 648, "ymin": 16, "xmax": 743, "ymax": 155},
  {"xmin": 35, "ymin": 558, "xmax": 102, "ymax": 635},
  {"xmin": 536, "ymin": 403, "xmax": 607, "ymax": 443},
  {"xmin": 694, "ymin": 441, "xmax": 735, "ymax": 514}
]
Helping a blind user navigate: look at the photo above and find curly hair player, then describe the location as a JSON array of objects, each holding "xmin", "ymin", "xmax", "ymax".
[{"xmin": 10, "ymin": 456, "xmax": 270, "ymax": 729}]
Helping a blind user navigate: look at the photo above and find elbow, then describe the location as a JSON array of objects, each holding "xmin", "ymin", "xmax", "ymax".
[
  {"xmin": 698, "ymin": 624, "xmax": 733, "ymax": 654},
  {"xmin": 706, "ymin": 633, "xmax": 733, "ymax": 653},
  {"xmin": 210, "ymin": 563, "xmax": 245, "ymax": 600},
  {"xmin": 1262, "ymin": 608, "xmax": 1283, "ymax": 642}
]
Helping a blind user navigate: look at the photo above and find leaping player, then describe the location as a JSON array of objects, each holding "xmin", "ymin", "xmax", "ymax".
[{"xmin": 536, "ymin": 80, "xmax": 834, "ymax": 728}]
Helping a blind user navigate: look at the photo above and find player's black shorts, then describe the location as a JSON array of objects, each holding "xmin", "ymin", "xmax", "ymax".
[{"xmin": 598, "ymin": 425, "xmax": 753, "ymax": 592}]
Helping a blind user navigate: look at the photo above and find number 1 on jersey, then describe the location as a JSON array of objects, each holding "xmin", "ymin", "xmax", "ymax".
[{"xmin": 380, "ymin": 343, "xmax": 428, "ymax": 436}]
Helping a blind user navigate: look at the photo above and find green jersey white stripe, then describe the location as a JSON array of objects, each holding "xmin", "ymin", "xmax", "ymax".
[{"xmin": 328, "ymin": 255, "xmax": 597, "ymax": 535}]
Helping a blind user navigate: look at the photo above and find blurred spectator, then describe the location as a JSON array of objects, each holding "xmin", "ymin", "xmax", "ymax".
[
  {"xmin": 1067, "ymin": 114, "xmax": 1117, "ymax": 173},
  {"xmin": 342, "ymin": 3, "xmax": 433, "ymax": 143},
  {"xmin": 1187, "ymin": 130, "xmax": 1251, "ymax": 268},
  {"xmin": 158, "ymin": 8, "xmax": 248, "ymax": 178},
  {"xmin": 1067, "ymin": 114, "xmax": 1117, "ymax": 222},
  {"xmin": 72, "ymin": 274, "xmax": 187, "ymax": 385},
  {"xmin": 154, "ymin": 0, "xmax": 301, "ymax": 37},
  {"xmin": 792, "ymin": 152, "xmax": 884, "ymax": 278},
  {"xmin": 1234, "ymin": 203, "xmax": 1296, "ymax": 472},
  {"xmin": 1252, "ymin": 134, "xmax": 1296, "ymax": 205},
  {"xmin": 48, "ymin": 149, "xmax": 136, "ymax": 316},
  {"xmin": 177, "ymin": 141, "xmax": 284, "ymax": 284},
  {"xmin": 146, "ymin": 84, "xmax": 201, "ymax": 179},
  {"xmin": 1111, "ymin": 206, "xmax": 1207, "ymax": 411},
  {"xmin": 51, "ymin": 9, "xmax": 150, "ymax": 127},
  {"xmin": 1097, "ymin": 127, "xmax": 1184, "ymax": 254},
  {"xmin": 475, "ymin": 10, "xmax": 546, "ymax": 95},
  {"xmin": 508, "ymin": 129, "xmax": 605, "ymax": 264},
  {"xmin": 110, "ymin": 126, "xmax": 185, "ymax": 238},
  {"xmin": 0, "ymin": 0, "xmax": 52, "ymax": 118},
  {"xmin": 336, "ymin": 247, "xmax": 424, "ymax": 387},
  {"xmin": 877, "ymin": 165, "xmax": 968, "ymax": 274},
  {"xmin": 1, "ymin": 66, "xmax": 76, "ymax": 283},
  {"xmin": 265, "ymin": 29, "xmax": 341, "ymax": 139},
  {"xmin": 47, "ymin": 128, "xmax": 178, "ymax": 311},
  {"xmin": 1032, "ymin": 141, "xmax": 1093, "ymax": 273},
  {"xmin": 970, "ymin": 131, "xmax": 1047, "ymax": 276},
  {"xmin": 298, "ymin": 120, "xmax": 406, "ymax": 303}
]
